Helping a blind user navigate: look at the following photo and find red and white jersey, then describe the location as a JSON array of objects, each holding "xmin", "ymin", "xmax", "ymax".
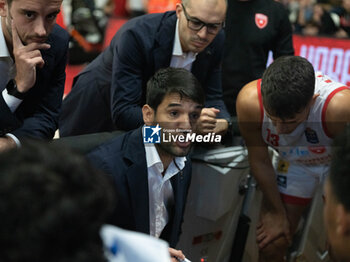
[{"xmin": 258, "ymin": 72, "xmax": 349, "ymax": 167}]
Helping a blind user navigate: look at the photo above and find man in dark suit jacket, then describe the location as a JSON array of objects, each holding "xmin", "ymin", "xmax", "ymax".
[
  {"xmin": 87, "ymin": 68, "xmax": 205, "ymax": 261},
  {"xmin": 0, "ymin": 0, "xmax": 69, "ymax": 152},
  {"xmin": 60, "ymin": 0, "xmax": 229, "ymax": 137}
]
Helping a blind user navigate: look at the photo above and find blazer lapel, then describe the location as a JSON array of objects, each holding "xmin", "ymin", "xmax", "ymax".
[
  {"xmin": 153, "ymin": 12, "xmax": 177, "ymax": 70},
  {"xmin": 124, "ymin": 128, "xmax": 150, "ymax": 234},
  {"xmin": 170, "ymin": 168, "xmax": 184, "ymax": 234},
  {"xmin": 35, "ymin": 38, "xmax": 55, "ymax": 86},
  {"xmin": 191, "ymin": 47, "xmax": 213, "ymax": 83},
  {"xmin": 41, "ymin": 34, "xmax": 55, "ymax": 68}
]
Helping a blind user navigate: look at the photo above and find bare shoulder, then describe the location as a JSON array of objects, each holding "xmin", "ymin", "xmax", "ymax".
[
  {"xmin": 325, "ymin": 88, "xmax": 350, "ymax": 137},
  {"xmin": 237, "ymin": 80, "xmax": 267, "ymax": 149},
  {"xmin": 236, "ymin": 80, "xmax": 261, "ymax": 123}
]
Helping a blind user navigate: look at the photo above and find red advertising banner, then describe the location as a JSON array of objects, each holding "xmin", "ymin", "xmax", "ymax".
[{"xmin": 293, "ymin": 34, "xmax": 350, "ymax": 86}]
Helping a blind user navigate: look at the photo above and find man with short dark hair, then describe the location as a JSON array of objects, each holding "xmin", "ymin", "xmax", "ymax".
[
  {"xmin": 0, "ymin": 0, "xmax": 69, "ymax": 151},
  {"xmin": 324, "ymin": 125, "xmax": 350, "ymax": 262},
  {"xmin": 236, "ymin": 56, "xmax": 350, "ymax": 262},
  {"xmin": 59, "ymin": 0, "xmax": 229, "ymax": 137},
  {"xmin": 0, "ymin": 141, "xmax": 115, "ymax": 262},
  {"xmin": 0, "ymin": 140, "xmax": 173, "ymax": 262},
  {"xmin": 87, "ymin": 67, "xmax": 204, "ymax": 262}
]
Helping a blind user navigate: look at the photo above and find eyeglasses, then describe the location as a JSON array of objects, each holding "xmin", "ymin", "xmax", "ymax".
[{"xmin": 181, "ymin": 4, "xmax": 225, "ymax": 35}]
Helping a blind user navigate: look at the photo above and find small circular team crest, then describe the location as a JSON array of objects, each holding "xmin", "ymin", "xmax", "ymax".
[{"xmin": 255, "ymin": 13, "xmax": 268, "ymax": 29}]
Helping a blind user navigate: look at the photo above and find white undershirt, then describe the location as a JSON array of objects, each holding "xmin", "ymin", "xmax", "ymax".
[{"xmin": 144, "ymin": 142, "xmax": 186, "ymax": 238}]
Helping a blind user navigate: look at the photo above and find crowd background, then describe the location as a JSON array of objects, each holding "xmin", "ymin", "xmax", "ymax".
[
  {"xmin": 1, "ymin": 0, "xmax": 349, "ymax": 260},
  {"xmin": 57, "ymin": 0, "xmax": 350, "ymax": 97},
  {"xmin": 62, "ymin": 0, "xmax": 350, "ymax": 41}
]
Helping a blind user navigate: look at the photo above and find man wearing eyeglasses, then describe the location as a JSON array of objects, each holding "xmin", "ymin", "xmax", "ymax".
[{"xmin": 59, "ymin": 0, "xmax": 230, "ymax": 138}]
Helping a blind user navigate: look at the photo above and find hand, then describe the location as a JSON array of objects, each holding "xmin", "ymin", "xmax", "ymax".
[
  {"xmin": 169, "ymin": 247, "xmax": 185, "ymax": 262},
  {"xmin": 12, "ymin": 20, "xmax": 50, "ymax": 93},
  {"xmin": 213, "ymin": 118, "xmax": 228, "ymax": 135},
  {"xmin": 0, "ymin": 136, "xmax": 17, "ymax": 153},
  {"xmin": 256, "ymin": 211, "xmax": 292, "ymax": 250},
  {"xmin": 196, "ymin": 108, "xmax": 219, "ymax": 134}
]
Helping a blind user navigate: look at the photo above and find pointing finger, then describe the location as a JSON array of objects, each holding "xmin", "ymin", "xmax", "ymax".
[
  {"xmin": 24, "ymin": 42, "xmax": 51, "ymax": 51},
  {"xmin": 11, "ymin": 19, "xmax": 23, "ymax": 49}
]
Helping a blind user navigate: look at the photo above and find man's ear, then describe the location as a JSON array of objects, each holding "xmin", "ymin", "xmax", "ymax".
[
  {"xmin": 0, "ymin": 0, "xmax": 8, "ymax": 17},
  {"xmin": 175, "ymin": 2, "xmax": 182, "ymax": 19},
  {"xmin": 142, "ymin": 104, "xmax": 155, "ymax": 125}
]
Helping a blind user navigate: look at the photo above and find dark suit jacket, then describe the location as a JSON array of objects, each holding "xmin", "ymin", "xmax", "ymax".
[
  {"xmin": 0, "ymin": 25, "xmax": 69, "ymax": 140},
  {"xmin": 60, "ymin": 11, "xmax": 229, "ymax": 136},
  {"xmin": 86, "ymin": 128, "xmax": 192, "ymax": 248}
]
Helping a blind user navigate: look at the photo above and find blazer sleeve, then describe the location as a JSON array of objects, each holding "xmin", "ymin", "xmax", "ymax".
[
  {"xmin": 171, "ymin": 159, "xmax": 192, "ymax": 247},
  {"xmin": 86, "ymin": 149, "xmax": 111, "ymax": 175},
  {"xmin": 0, "ymin": 96, "xmax": 21, "ymax": 136},
  {"xmin": 202, "ymin": 31, "xmax": 230, "ymax": 120},
  {"xmin": 110, "ymin": 28, "xmax": 146, "ymax": 131},
  {"xmin": 9, "ymin": 26, "xmax": 69, "ymax": 140}
]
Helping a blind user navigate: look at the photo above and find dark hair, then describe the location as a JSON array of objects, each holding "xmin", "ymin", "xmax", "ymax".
[
  {"xmin": 330, "ymin": 125, "xmax": 350, "ymax": 212},
  {"xmin": 0, "ymin": 141, "xmax": 115, "ymax": 262},
  {"xmin": 146, "ymin": 67, "xmax": 205, "ymax": 110},
  {"xmin": 261, "ymin": 56, "xmax": 315, "ymax": 119}
]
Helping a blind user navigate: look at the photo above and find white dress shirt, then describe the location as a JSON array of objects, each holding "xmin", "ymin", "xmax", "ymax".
[
  {"xmin": 170, "ymin": 19, "xmax": 197, "ymax": 70},
  {"xmin": 144, "ymin": 143, "xmax": 186, "ymax": 238}
]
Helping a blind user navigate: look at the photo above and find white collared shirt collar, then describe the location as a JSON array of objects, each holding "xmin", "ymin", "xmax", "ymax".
[
  {"xmin": 144, "ymin": 142, "xmax": 186, "ymax": 179},
  {"xmin": 172, "ymin": 19, "xmax": 184, "ymax": 57},
  {"xmin": 143, "ymin": 126, "xmax": 187, "ymax": 238},
  {"xmin": 170, "ymin": 19, "xmax": 197, "ymax": 70}
]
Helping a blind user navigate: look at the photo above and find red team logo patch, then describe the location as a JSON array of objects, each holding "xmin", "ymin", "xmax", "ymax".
[{"xmin": 255, "ymin": 13, "xmax": 268, "ymax": 29}]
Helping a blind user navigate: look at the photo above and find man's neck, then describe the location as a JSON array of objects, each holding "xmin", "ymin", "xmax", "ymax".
[{"xmin": 1, "ymin": 17, "xmax": 13, "ymax": 57}]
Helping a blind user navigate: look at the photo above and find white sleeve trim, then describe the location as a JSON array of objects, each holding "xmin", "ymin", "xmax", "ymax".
[
  {"xmin": 2, "ymin": 88, "xmax": 23, "ymax": 113},
  {"xmin": 5, "ymin": 133, "xmax": 21, "ymax": 148}
]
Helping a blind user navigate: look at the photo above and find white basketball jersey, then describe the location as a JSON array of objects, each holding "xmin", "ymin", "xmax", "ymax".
[{"xmin": 258, "ymin": 72, "xmax": 349, "ymax": 167}]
